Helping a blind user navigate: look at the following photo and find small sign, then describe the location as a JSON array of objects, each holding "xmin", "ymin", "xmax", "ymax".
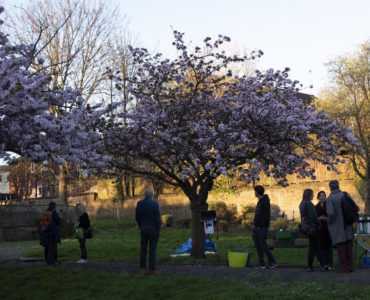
[{"xmin": 204, "ymin": 221, "xmax": 214, "ymax": 234}]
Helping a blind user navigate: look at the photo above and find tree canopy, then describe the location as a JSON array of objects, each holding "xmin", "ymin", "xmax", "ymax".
[
  {"xmin": 0, "ymin": 6, "xmax": 104, "ymax": 166},
  {"xmin": 103, "ymin": 31, "xmax": 358, "ymax": 257}
]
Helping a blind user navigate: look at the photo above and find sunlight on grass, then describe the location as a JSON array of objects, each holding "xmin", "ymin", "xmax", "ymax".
[{"xmin": 24, "ymin": 217, "xmax": 350, "ymax": 267}]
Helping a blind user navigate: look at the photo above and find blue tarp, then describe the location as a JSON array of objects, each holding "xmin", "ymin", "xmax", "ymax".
[{"xmin": 175, "ymin": 238, "xmax": 216, "ymax": 253}]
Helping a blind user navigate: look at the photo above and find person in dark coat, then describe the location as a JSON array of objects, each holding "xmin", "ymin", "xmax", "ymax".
[
  {"xmin": 252, "ymin": 185, "xmax": 277, "ymax": 269},
  {"xmin": 46, "ymin": 201, "xmax": 61, "ymax": 265},
  {"xmin": 299, "ymin": 189, "xmax": 328, "ymax": 271},
  {"xmin": 76, "ymin": 203, "xmax": 91, "ymax": 264},
  {"xmin": 315, "ymin": 191, "xmax": 333, "ymax": 269},
  {"xmin": 136, "ymin": 188, "xmax": 161, "ymax": 274}
]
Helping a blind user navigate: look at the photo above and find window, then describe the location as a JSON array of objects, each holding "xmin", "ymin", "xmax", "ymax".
[{"xmin": 0, "ymin": 174, "xmax": 2, "ymax": 182}]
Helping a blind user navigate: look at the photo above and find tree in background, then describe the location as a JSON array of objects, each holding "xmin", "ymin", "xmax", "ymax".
[
  {"xmin": 105, "ymin": 33, "xmax": 140, "ymax": 201},
  {"xmin": 6, "ymin": 0, "xmax": 127, "ymax": 202},
  {"xmin": 0, "ymin": 6, "xmax": 106, "ymax": 203},
  {"xmin": 318, "ymin": 41, "xmax": 369, "ymax": 213},
  {"xmin": 103, "ymin": 31, "xmax": 358, "ymax": 258},
  {"xmin": 7, "ymin": 0, "xmax": 123, "ymax": 102}
]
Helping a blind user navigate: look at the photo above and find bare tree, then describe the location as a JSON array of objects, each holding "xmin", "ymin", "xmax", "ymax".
[
  {"xmin": 8, "ymin": 0, "xmax": 124, "ymax": 101},
  {"xmin": 6, "ymin": 0, "xmax": 130, "ymax": 203},
  {"xmin": 103, "ymin": 32, "xmax": 141, "ymax": 201}
]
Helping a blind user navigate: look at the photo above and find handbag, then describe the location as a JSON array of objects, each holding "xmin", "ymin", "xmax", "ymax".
[
  {"xmin": 299, "ymin": 220, "xmax": 318, "ymax": 238},
  {"xmin": 85, "ymin": 227, "xmax": 93, "ymax": 239},
  {"xmin": 299, "ymin": 202, "xmax": 319, "ymax": 238}
]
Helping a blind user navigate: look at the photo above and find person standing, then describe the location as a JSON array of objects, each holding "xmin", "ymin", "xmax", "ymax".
[
  {"xmin": 252, "ymin": 185, "xmax": 277, "ymax": 269},
  {"xmin": 315, "ymin": 191, "xmax": 334, "ymax": 270},
  {"xmin": 326, "ymin": 180, "xmax": 358, "ymax": 273},
  {"xmin": 135, "ymin": 188, "xmax": 161, "ymax": 274},
  {"xmin": 76, "ymin": 203, "xmax": 91, "ymax": 264},
  {"xmin": 46, "ymin": 201, "xmax": 61, "ymax": 265},
  {"xmin": 299, "ymin": 189, "xmax": 328, "ymax": 271}
]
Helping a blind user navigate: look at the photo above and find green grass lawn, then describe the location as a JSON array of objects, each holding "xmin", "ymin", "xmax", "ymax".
[
  {"xmin": 24, "ymin": 217, "xmax": 360, "ymax": 268},
  {"xmin": 0, "ymin": 267, "xmax": 369, "ymax": 300}
]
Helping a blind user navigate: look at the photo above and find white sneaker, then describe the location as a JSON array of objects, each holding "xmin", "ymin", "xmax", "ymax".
[{"xmin": 76, "ymin": 259, "xmax": 88, "ymax": 264}]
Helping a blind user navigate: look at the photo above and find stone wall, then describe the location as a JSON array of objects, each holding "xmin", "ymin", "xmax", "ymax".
[
  {"xmin": 161, "ymin": 179, "xmax": 364, "ymax": 220},
  {"xmin": 0, "ymin": 179, "xmax": 364, "ymax": 240},
  {"xmin": 0, "ymin": 204, "xmax": 76, "ymax": 241}
]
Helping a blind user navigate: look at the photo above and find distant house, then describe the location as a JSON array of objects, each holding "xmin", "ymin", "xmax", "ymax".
[
  {"xmin": 0, "ymin": 160, "xmax": 12, "ymax": 202},
  {"xmin": 0, "ymin": 154, "xmax": 58, "ymax": 202}
]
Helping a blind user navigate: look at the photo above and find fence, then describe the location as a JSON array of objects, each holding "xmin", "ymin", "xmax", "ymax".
[{"xmin": 86, "ymin": 202, "xmax": 191, "ymax": 224}]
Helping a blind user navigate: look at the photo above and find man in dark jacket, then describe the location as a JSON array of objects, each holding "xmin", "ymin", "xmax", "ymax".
[
  {"xmin": 136, "ymin": 188, "xmax": 161, "ymax": 273},
  {"xmin": 252, "ymin": 185, "xmax": 277, "ymax": 269}
]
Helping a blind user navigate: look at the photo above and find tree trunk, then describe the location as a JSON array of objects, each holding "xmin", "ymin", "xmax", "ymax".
[
  {"xmin": 365, "ymin": 176, "xmax": 370, "ymax": 214},
  {"xmin": 190, "ymin": 204, "xmax": 206, "ymax": 258},
  {"xmin": 58, "ymin": 165, "xmax": 67, "ymax": 204}
]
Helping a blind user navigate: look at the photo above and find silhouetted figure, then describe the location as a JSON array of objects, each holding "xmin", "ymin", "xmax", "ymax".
[
  {"xmin": 136, "ymin": 188, "xmax": 161, "ymax": 274},
  {"xmin": 252, "ymin": 185, "xmax": 277, "ymax": 269},
  {"xmin": 76, "ymin": 203, "xmax": 91, "ymax": 264}
]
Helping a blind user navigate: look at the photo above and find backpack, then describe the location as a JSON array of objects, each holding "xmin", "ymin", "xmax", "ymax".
[
  {"xmin": 40, "ymin": 211, "xmax": 52, "ymax": 247},
  {"xmin": 341, "ymin": 192, "xmax": 359, "ymax": 225},
  {"xmin": 40, "ymin": 211, "xmax": 52, "ymax": 232}
]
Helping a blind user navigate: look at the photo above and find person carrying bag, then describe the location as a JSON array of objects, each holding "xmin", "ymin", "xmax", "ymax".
[
  {"xmin": 75, "ymin": 203, "xmax": 92, "ymax": 264},
  {"xmin": 299, "ymin": 189, "xmax": 329, "ymax": 272}
]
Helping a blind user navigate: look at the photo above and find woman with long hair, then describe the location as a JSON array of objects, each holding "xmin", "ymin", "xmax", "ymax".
[
  {"xmin": 299, "ymin": 189, "xmax": 328, "ymax": 271},
  {"xmin": 315, "ymin": 191, "xmax": 334, "ymax": 270},
  {"xmin": 76, "ymin": 203, "xmax": 92, "ymax": 263}
]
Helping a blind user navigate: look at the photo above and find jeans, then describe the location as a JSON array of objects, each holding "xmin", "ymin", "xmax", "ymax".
[
  {"xmin": 140, "ymin": 230, "xmax": 159, "ymax": 271},
  {"xmin": 79, "ymin": 237, "xmax": 87, "ymax": 259},
  {"xmin": 252, "ymin": 227, "xmax": 276, "ymax": 266},
  {"xmin": 336, "ymin": 239, "xmax": 353, "ymax": 272},
  {"xmin": 308, "ymin": 236, "xmax": 326, "ymax": 268}
]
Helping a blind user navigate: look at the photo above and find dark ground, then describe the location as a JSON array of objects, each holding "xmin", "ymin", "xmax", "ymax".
[{"xmin": 1, "ymin": 260, "xmax": 369, "ymax": 285}]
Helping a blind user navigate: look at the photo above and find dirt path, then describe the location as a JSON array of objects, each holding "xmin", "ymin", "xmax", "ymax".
[{"xmin": 1, "ymin": 261, "xmax": 369, "ymax": 285}]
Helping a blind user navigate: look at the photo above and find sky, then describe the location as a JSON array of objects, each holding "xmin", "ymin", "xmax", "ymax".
[
  {"xmin": 119, "ymin": 0, "xmax": 370, "ymax": 95},
  {"xmin": 3, "ymin": 0, "xmax": 370, "ymax": 95}
]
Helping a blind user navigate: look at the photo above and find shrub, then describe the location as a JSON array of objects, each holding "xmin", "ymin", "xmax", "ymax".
[
  {"xmin": 241, "ymin": 213, "xmax": 255, "ymax": 231},
  {"xmin": 286, "ymin": 220, "xmax": 300, "ymax": 231},
  {"xmin": 175, "ymin": 218, "xmax": 191, "ymax": 229},
  {"xmin": 270, "ymin": 217, "xmax": 289, "ymax": 231},
  {"xmin": 227, "ymin": 203, "xmax": 240, "ymax": 224},
  {"xmin": 161, "ymin": 214, "xmax": 173, "ymax": 227},
  {"xmin": 208, "ymin": 201, "xmax": 238, "ymax": 224},
  {"xmin": 240, "ymin": 204, "xmax": 256, "ymax": 220},
  {"xmin": 219, "ymin": 220, "xmax": 229, "ymax": 232},
  {"xmin": 270, "ymin": 204, "xmax": 281, "ymax": 220},
  {"xmin": 354, "ymin": 176, "xmax": 365, "ymax": 201}
]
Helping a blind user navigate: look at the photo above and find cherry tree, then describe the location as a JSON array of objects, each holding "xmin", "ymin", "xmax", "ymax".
[
  {"xmin": 0, "ymin": 7, "xmax": 105, "ymax": 190},
  {"xmin": 104, "ymin": 31, "xmax": 358, "ymax": 258}
]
